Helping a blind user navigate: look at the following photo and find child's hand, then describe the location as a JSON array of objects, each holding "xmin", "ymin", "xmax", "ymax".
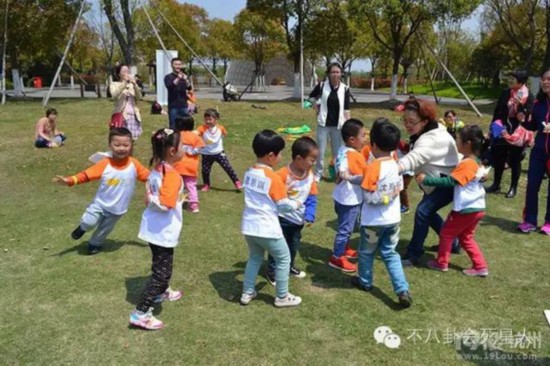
[
  {"xmin": 340, "ymin": 171, "xmax": 352, "ymax": 181},
  {"xmin": 415, "ymin": 173, "xmax": 426, "ymax": 184},
  {"xmin": 52, "ymin": 175, "xmax": 69, "ymax": 185}
]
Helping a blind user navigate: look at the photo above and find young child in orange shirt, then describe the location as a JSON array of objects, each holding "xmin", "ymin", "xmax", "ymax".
[
  {"xmin": 52, "ymin": 128, "xmax": 149, "ymax": 255},
  {"xmin": 173, "ymin": 116, "xmax": 205, "ymax": 213}
]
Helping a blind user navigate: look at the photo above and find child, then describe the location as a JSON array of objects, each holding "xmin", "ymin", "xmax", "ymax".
[
  {"xmin": 186, "ymin": 85, "xmax": 198, "ymax": 115},
  {"xmin": 130, "ymin": 128, "xmax": 185, "ymax": 330},
  {"xmin": 196, "ymin": 108, "xmax": 242, "ymax": 192},
  {"xmin": 440, "ymin": 110, "xmax": 464, "ymax": 139},
  {"xmin": 173, "ymin": 116, "xmax": 205, "ymax": 213},
  {"xmin": 266, "ymin": 137, "xmax": 319, "ymax": 285},
  {"xmin": 417, "ymin": 125, "xmax": 489, "ymax": 277},
  {"xmin": 329, "ymin": 119, "xmax": 368, "ymax": 273},
  {"xmin": 351, "ymin": 118, "xmax": 412, "ymax": 308},
  {"xmin": 53, "ymin": 127, "xmax": 149, "ymax": 255},
  {"xmin": 240, "ymin": 130, "xmax": 303, "ymax": 307},
  {"xmin": 35, "ymin": 108, "xmax": 66, "ymax": 148}
]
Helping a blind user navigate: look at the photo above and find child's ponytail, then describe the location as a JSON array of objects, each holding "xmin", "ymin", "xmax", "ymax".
[{"xmin": 150, "ymin": 128, "xmax": 180, "ymax": 166}]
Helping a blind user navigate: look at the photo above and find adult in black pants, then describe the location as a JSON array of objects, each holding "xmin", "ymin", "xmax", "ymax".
[
  {"xmin": 164, "ymin": 57, "xmax": 189, "ymax": 130},
  {"xmin": 486, "ymin": 70, "xmax": 534, "ymax": 198}
]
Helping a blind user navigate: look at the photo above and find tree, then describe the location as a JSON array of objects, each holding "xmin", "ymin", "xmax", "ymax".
[
  {"xmin": 350, "ymin": 0, "xmax": 481, "ymax": 99},
  {"xmin": 103, "ymin": 0, "xmax": 138, "ymax": 66},
  {"xmin": 233, "ymin": 9, "xmax": 286, "ymax": 91},
  {"xmin": 486, "ymin": 0, "xmax": 542, "ymax": 73},
  {"xmin": 68, "ymin": 21, "xmax": 102, "ymax": 72},
  {"xmin": 542, "ymin": 0, "xmax": 550, "ymax": 71},
  {"xmin": 247, "ymin": 0, "xmax": 322, "ymax": 97},
  {"xmin": 2, "ymin": 0, "xmax": 81, "ymax": 94},
  {"xmin": 204, "ymin": 19, "xmax": 237, "ymax": 79}
]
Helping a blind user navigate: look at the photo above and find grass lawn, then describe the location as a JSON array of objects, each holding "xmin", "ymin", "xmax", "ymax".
[
  {"xmin": 1, "ymin": 98, "xmax": 549, "ymax": 365},
  {"xmin": 379, "ymin": 82, "xmax": 502, "ymax": 101}
]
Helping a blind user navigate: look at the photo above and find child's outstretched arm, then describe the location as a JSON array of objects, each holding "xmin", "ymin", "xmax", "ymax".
[
  {"xmin": 147, "ymin": 173, "xmax": 180, "ymax": 211},
  {"xmin": 51, "ymin": 159, "xmax": 109, "ymax": 186},
  {"xmin": 275, "ymin": 197, "xmax": 302, "ymax": 213},
  {"xmin": 134, "ymin": 159, "xmax": 150, "ymax": 183},
  {"xmin": 304, "ymin": 194, "xmax": 317, "ymax": 224}
]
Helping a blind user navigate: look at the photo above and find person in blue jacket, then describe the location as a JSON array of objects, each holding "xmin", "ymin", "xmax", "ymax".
[{"xmin": 519, "ymin": 69, "xmax": 550, "ymax": 234}]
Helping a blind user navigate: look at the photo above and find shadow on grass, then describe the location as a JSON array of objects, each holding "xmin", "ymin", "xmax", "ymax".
[
  {"xmin": 479, "ymin": 215, "xmax": 520, "ymax": 234},
  {"xmin": 124, "ymin": 276, "xmax": 164, "ymax": 325},
  {"xmin": 454, "ymin": 343, "xmax": 548, "ymax": 365},
  {"xmin": 209, "ymin": 261, "xmax": 271, "ymax": 305},
  {"xmin": 54, "ymin": 239, "xmax": 146, "ymax": 257}
]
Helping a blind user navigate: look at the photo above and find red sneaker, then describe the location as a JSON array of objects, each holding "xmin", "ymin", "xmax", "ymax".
[
  {"xmin": 200, "ymin": 184, "xmax": 210, "ymax": 192},
  {"xmin": 344, "ymin": 244, "xmax": 358, "ymax": 259},
  {"xmin": 328, "ymin": 256, "xmax": 357, "ymax": 273}
]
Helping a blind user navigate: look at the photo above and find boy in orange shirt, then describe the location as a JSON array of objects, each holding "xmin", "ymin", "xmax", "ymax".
[{"xmin": 174, "ymin": 116, "xmax": 205, "ymax": 213}]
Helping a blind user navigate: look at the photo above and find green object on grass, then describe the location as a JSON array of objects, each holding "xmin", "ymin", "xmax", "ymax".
[
  {"xmin": 279, "ymin": 124, "xmax": 312, "ymax": 135},
  {"xmin": 303, "ymin": 100, "xmax": 313, "ymax": 109}
]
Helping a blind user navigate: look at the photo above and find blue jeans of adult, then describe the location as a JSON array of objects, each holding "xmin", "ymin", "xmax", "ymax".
[
  {"xmin": 524, "ymin": 147, "xmax": 550, "ymax": 226},
  {"xmin": 404, "ymin": 186, "xmax": 459, "ymax": 261},
  {"xmin": 168, "ymin": 107, "xmax": 189, "ymax": 130},
  {"xmin": 333, "ymin": 201, "xmax": 361, "ymax": 258},
  {"xmin": 358, "ymin": 224, "xmax": 409, "ymax": 294},
  {"xmin": 267, "ymin": 217, "xmax": 304, "ymax": 274},
  {"xmin": 243, "ymin": 235, "xmax": 290, "ymax": 299}
]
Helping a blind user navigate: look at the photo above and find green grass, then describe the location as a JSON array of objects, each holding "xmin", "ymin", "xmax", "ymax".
[
  {"xmin": 380, "ymin": 82, "xmax": 502, "ymax": 101},
  {"xmin": 1, "ymin": 99, "xmax": 549, "ymax": 365}
]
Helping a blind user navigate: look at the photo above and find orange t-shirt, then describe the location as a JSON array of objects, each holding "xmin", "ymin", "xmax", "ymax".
[{"xmin": 173, "ymin": 131, "xmax": 206, "ymax": 177}]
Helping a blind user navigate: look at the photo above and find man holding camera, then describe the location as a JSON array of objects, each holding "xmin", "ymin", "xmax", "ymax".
[{"xmin": 164, "ymin": 57, "xmax": 189, "ymax": 129}]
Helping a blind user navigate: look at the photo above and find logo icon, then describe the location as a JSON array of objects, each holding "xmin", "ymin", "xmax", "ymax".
[{"xmin": 374, "ymin": 326, "xmax": 401, "ymax": 349}]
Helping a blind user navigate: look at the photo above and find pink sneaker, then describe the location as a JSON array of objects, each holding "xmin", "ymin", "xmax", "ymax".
[
  {"xmin": 462, "ymin": 268, "xmax": 489, "ymax": 277},
  {"xmin": 188, "ymin": 203, "xmax": 199, "ymax": 213},
  {"xmin": 235, "ymin": 180, "xmax": 243, "ymax": 191},
  {"xmin": 517, "ymin": 222, "xmax": 536, "ymax": 233},
  {"xmin": 200, "ymin": 184, "xmax": 210, "ymax": 192},
  {"xmin": 153, "ymin": 287, "xmax": 183, "ymax": 303},
  {"xmin": 540, "ymin": 222, "xmax": 550, "ymax": 235},
  {"xmin": 427, "ymin": 260, "xmax": 448, "ymax": 272}
]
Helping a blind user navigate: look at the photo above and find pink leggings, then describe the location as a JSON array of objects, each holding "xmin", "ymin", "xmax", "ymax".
[{"xmin": 183, "ymin": 176, "xmax": 198, "ymax": 203}]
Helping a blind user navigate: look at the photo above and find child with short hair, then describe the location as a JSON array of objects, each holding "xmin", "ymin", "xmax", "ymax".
[
  {"xmin": 240, "ymin": 130, "xmax": 303, "ymax": 307},
  {"xmin": 266, "ymin": 137, "xmax": 319, "ymax": 285},
  {"xmin": 329, "ymin": 119, "xmax": 368, "ymax": 273},
  {"xmin": 53, "ymin": 127, "xmax": 149, "ymax": 255},
  {"xmin": 351, "ymin": 118, "xmax": 412, "ymax": 308},
  {"xmin": 417, "ymin": 125, "xmax": 489, "ymax": 277},
  {"xmin": 196, "ymin": 108, "xmax": 242, "ymax": 192},
  {"xmin": 440, "ymin": 110, "xmax": 464, "ymax": 139},
  {"xmin": 130, "ymin": 128, "xmax": 185, "ymax": 330},
  {"xmin": 174, "ymin": 116, "xmax": 205, "ymax": 213}
]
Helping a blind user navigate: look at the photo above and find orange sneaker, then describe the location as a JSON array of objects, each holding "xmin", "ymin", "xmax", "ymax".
[
  {"xmin": 328, "ymin": 256, "xmax": 357, "ymax": 273},
  {"xmin": 344, "ymin": 244, "xmax": 358, "ymax": 259}
]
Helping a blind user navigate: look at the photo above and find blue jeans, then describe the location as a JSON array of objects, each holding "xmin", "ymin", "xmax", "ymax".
[
  {"xmin": 243, "ymin": 235, "xmax": 290, "ymax": 298},
  {"xmin": 405, "ymin": 187, "xmax": 459, "ymax": 260},
  {"xmin": 168, "ymin": 107, "xmax": 189, "ymax": 130},
  {"xmin": 358, "ymin": 224, "xmax": 409, "ymax": 294},
  {"xmin": 524, "ymin": 147, "xmax": 550, "ymax": 225},
  {"xmin": 35, "ymin": 134, "xmax": 66, "ymax": 148},
  {"xmin": 268, "ymin": 217, "xmax": 304, "ymax": 274},
  {"xmin": 333, "ymin": 201, "xmax": 361, "ymax": 257}
]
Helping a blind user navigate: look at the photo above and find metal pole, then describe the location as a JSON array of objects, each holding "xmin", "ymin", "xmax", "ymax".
[
  {"xmin": 420, "ymin": 33, "xmax": 482, "ymax": 117},
  {"xmin": 42, "ymin": 0, "xmax": 86, "ymax": 106},
  {"xmin": 55, "ymin": 51, "xmax": 87, "ymax": 85},
  {"xmin": 142, "ymin": 4, "xmax": 172, "ymax": 64},
  {"xmin": 156, "ymin": 8, "xmax": 224, "ymax": 87},
  {"xmin": 300, "ymin": 14, "xmax": 304, "ymax": 109},
  {"xmin": 1, "ymin": 0, "xmax": 9, "ymax": 105}
]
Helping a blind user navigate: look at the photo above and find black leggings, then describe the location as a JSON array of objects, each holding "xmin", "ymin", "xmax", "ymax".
[
  {"xmin": 201, "ymin": 152, "xmax": 239, "ymax": 186},
  {"xmin": 491, "ymin": 144, "xmax": 523, "ymax": 189},
  {"xmin": 136, "ymin": 244, "xmax": 174, "ymax": 312}
]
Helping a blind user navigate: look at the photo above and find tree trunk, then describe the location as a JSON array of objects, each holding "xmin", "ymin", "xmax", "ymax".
[
  {"xmin": 390, "ymin": 53, "xmax": 401, "ymax": 100},
  {"xmin": 291, "ymin": 50, "xmax": 301, "ymax": 98},
  {"xmin": 543, "ymin": 0, "xmax": 550, "ymax": 71},
  {"xmin": 223, "ymin": 59, "xmax": 229, "ymax": 76},
  {"xmin": 9, "ymin": 48, "xmax": 23, "ymax": 96},
  {"xmin": 103, "ymin": 0, "xmax": 133, "ymax": 66}
]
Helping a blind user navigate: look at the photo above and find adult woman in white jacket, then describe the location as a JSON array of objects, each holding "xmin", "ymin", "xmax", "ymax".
[
  {"xmin": 109, "ymin": 64, "xmax": 143, "ymax": 140},
  {"xmin": 309, "ymin": 62, "xmax": 351, "ymax": 182},
  {"xmin": 398, "ymin": 99, "xmax": 461, "ymax": 266}
]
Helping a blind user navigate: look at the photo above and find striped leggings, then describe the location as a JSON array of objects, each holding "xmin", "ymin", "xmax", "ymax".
[{"xmin": 201, "ymin": 152, "xmax": 239, "ymax": 186}]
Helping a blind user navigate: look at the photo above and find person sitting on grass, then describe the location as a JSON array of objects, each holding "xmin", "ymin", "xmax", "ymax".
[
  {"xmin": 35, "ymin": 108, "xmax": 66, "ymax": 148},
  {"xmin": 417, "ymin": 125, "xmax": 489, "ymax": 277},
  {"xmin": 266, "ymin": 136, "xmax": 319, "ymax": 285},
  {"xmin": 240, "ymin": 130, "xmax": 303, "ymax": 308},
  {"xmin": 52, "ymin": 128, "xmax": 149, "ymax": 255},
  {"xmin": 349, "ymin": 118, "xmax": 412, "ymax": 308}
]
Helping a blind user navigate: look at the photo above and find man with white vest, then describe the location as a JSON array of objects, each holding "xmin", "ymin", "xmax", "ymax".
[{"xmin": 309, "ymin": 62, "xmax": 351, "ymax": 182}]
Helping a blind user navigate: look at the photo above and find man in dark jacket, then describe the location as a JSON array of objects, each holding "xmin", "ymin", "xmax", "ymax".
[{"xmin": 164, "ymin": 58, "xmax": 189, "ymax": 129}]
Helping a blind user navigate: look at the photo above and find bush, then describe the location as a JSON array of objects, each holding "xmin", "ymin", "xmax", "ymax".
[{"xmin": 350, "ymin": 76, "xmax": 392, "ymax": 89}]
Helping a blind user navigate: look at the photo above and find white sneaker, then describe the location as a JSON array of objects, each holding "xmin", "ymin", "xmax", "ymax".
[
  {"xmin": 274, "ymin": 293, "xmax": 302, "ymax": 308},
  {"xmin": 153, "ymin": 287, "xmax": 183, "ymax": 303},
  {"xmin": 240, "ymin": 291, "xmax": 257, "ymax": 305},
  {"xmin": 129, "ymin": 307, "xmax": 164, "ymax": 330},
  {"xmin": 290, "ymin": 266, "xmax": 307, "ymax": 279}
]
